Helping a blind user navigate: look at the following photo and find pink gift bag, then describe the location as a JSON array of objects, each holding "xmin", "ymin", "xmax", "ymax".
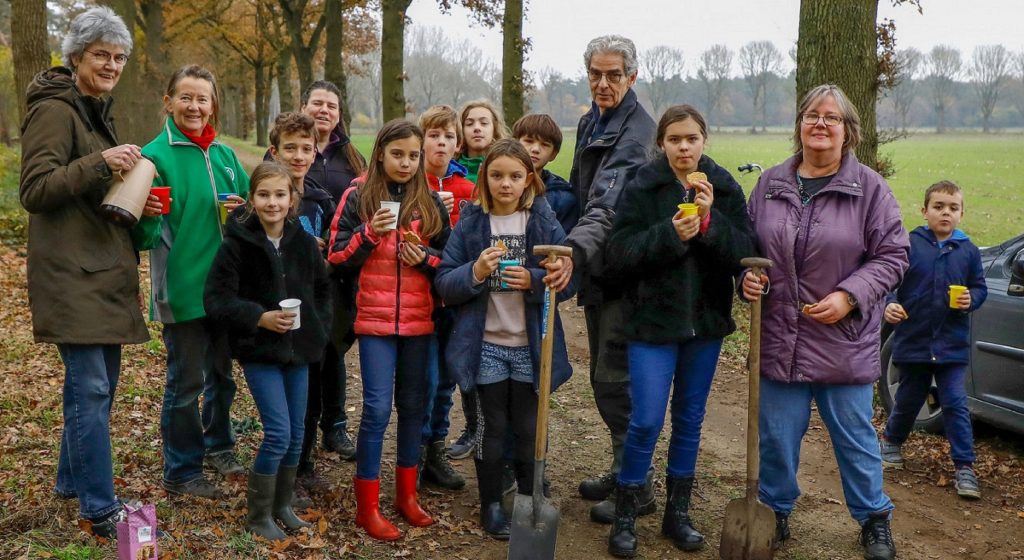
[{"xmin": 116, "ymin": 503, "xmax": 158, "ymax": 560}]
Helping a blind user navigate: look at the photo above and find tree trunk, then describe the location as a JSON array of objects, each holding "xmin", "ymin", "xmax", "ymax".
[
  {"xmin": 254, "ymin": 61, "xmax": 270, "ymax": 146},
  {"xmin": 380, "ymin": 0, "xmax": 411, "ymax": 122},
  {"xmin": 104, "ymin": 0, "xmax": 150, "ymax": 146},
  {"xmin": 796, "ymin": 0, "xmax": 878, "ymax": 170},
  {"xmin": 11, "ymin": 0, "xmax": 49, "ymax": 123},
  {"xmin": 277, "ymin": 48, "xmax": 294, "ymax": 111},
  {"xmin": 324, "ymin": 0, "xmax": 352, "ymax": 129},
  {"xmin": 501, "ymin": 0, "xmax": 525, "ymax": 125}
]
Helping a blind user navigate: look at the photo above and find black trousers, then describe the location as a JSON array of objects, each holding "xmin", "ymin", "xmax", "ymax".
[
  {"xmin": 475, "ymin": 379, "xmax": 537, "ymax": 500},
  {"xmin": 584, "ymin": 301, "xmax": 632, "ymax": 475}
]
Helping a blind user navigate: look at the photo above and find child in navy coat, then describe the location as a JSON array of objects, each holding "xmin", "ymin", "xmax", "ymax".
[
  {"xmin": 880, "ymin": 180, "xmax": 987, "ymax": 500},
  {"xmin": 436, "ymin": 139, "xmax": 576, "ymax": 539}
]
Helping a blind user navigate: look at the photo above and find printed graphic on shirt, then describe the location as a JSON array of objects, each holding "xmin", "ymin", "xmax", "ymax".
[{"xmin": 489, "ymin": 232, "xmax": 526, "ymax": 292}]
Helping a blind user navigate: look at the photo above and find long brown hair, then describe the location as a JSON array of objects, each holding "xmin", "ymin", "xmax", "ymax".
[
  {"xmin": 358, "ymin": 120, "xmax": 443, "ymax": 239},
  {"xmin": 457, "ymin": 99, "xmax": 508, "ymax": 158},
  {"xmin": 475, "ymin": 139, "xmax": 544, "ymax": 214}
]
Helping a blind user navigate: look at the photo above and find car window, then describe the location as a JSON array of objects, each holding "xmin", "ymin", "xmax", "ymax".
[{"xmin": 995, "ymin": 243, "xmax": 1024, "ymax": 279}]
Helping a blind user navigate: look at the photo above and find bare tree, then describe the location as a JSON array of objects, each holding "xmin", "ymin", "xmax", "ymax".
[
  {"xmin": 1013, "ymin": 50, "xmax": 1024, "ymax": 121},
  {"xmin": 889, "ymin": 47, "xmax": 922, "ymax": 132},
  {"xmin": 406, "ymin": 26, "xmax": 453, "ymax": 111},
  {"xmin": 927, "ymin": 45, "xmax": 962, "ymax": 133},
  {"xmin": 969, "ymin": 44, "xmax": 1010, "ymax": 133},
  {"xmin": 739, "ymin": 40, "xmax": 781, "ymax": 133},
  {"xmin": 696, "ymin": 44, "xmax": 732, "ymax": 129},
  {"xmin": 641, "ymin": 45, "xmax": 684, "ymax": 116}
]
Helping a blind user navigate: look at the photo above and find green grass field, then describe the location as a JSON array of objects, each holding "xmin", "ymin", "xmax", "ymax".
[{"xmin": 345, "ymin": 131, "xmax": 1024, "ymax": 247}]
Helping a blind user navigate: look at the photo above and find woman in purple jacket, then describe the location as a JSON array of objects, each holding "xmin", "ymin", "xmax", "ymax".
[{"xmin": 741, "ymin": 84, "xmax": 909, "ymax": 560}]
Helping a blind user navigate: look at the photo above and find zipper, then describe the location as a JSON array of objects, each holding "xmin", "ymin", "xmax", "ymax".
[{"xmin": 393, "ymin": 183, "xmax": 403, "ymax": 335}]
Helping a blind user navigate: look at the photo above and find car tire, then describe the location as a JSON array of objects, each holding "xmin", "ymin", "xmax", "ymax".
[{"xmin": 877, "ymin": 332, "xmax": 945, "ymax": 434}]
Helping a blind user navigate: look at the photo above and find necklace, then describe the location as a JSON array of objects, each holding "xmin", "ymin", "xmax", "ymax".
[{"xmin": 795, "ymin": 174, "xmax": 811, "ymax": 206}]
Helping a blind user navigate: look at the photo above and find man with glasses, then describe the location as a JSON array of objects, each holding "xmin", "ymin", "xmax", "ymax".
[{"xmin": 547, "ymin": 34, "xmax": 658, "ymax": 524}]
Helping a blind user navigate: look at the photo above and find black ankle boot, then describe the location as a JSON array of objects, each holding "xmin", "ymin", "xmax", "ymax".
[
  {"xmin": 474, "ymin": 459, "xmax": 511, "ymax": 539},
  {"xmin": 773, "ymin": 511, "xmax": 790, "ymax": 549},
  {"xmin": 662, "ymin": 475, "xmax": 703, "ymax": 551},
  {"xmin": 860, "ymin": 511, "xmax": 896, "ymax": 560},
  {"xmin": 608, "ymin": 483, "xmax": 642, "ymax": 558}
]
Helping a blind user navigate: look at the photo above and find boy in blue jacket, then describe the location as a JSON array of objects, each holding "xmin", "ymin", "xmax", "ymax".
[
  {"xmin": 513, "ymin": 114, "xmax": 578, "ymax": 234},
  {"xmin": 879, "ymin": 180, "xmax": 987, "ymax": 500}
]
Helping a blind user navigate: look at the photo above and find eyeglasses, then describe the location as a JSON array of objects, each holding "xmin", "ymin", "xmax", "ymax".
[
  {"xmin": 84, "ymin": 49, "xmax": 129, "ymax": 66},
  {"xmin": 588, "ymin": 69, "xmax": 627, "ymax": 85},
  {"xmin": 801, "ymin": 112, "xmax": 843, "ymax": 127}
]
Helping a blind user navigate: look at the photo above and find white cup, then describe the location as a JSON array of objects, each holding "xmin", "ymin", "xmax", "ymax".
[
  {"xmin": 279, "ymin": 298, "xmax": 302, "ymax": 330},
  {"xmin": 380, "ymin": 200, "xmax": 401, "ymax": 230}
]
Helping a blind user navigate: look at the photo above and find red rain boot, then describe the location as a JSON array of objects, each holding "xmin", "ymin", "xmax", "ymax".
[
  {"xmin": 354, "ymin": 477, "xmax": 401, "ymax": 541},
  {"xmin": 394, "ymin": 465, "xmax": 434, "ymax": 527}
]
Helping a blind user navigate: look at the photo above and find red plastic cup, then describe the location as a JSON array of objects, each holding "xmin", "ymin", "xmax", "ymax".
[{"xmin": 151, "ymin": 186, "xmax": 171, "ymax": 215}]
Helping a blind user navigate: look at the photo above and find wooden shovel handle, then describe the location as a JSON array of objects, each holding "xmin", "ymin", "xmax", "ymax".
[
  {"xmin": 740, "ymin": 257, "xmax": 773, "ymax": 500},
  {"xmin": 531, "ymin": 245, "xmax": 571, "ymax": 462}
]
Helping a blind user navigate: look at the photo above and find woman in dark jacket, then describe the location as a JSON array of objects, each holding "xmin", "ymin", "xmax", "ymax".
[
  {"xmin": 19, "ymin": 6, "xmax": 153, "ymax": 538},
  {"xmin": 204, "ymin": 162, "xmax": 331, "ymax": 541},
  {"xmin": 603, "ymin": 105, "xmax": 755, "ymax": 557}
]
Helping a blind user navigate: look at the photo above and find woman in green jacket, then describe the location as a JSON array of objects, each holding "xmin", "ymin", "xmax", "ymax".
[{"xmin": 134, "ymin": 64, "xmax": 249, "ymax": 498}]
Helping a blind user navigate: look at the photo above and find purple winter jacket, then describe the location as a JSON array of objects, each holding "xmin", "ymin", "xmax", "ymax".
[{"xmin": 747, "ymin": 152, "xmax": 909, "ymax": 385}]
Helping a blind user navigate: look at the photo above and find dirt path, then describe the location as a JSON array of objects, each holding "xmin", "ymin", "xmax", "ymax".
[{"xmin": 2, "ymin": 246, "xmax": 1023, "ymax": 559}]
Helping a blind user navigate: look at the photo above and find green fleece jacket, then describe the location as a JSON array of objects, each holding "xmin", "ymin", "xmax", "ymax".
[{"xmin": 133, "ymin": 119, "xmax": 249, "ymax": 323}]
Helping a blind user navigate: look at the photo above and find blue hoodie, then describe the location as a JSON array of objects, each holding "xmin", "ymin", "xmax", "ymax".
[{"xmin": 888, "ymin": 225, "xmax": 987, "ymax": 364}]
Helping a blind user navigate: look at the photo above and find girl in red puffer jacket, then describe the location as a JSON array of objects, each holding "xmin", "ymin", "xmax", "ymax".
[{"xmin": 327, "ymin": 119, "xmax": 450, "ymax": 541}]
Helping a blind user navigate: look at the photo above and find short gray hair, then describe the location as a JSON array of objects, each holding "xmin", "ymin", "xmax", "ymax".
[
  {"xmin": 61, "ymin": 6, "xmax": 133, "ymax": 68},
  {"xmin": 793, "ymin": 84, "xmax": 862, "ymax": 155},
  {"xmin": 583, "ymin": 35, "xmax": 638, "ymax": 76}
]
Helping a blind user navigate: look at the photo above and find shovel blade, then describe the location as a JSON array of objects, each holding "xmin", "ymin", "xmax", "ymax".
[
  {"xmin": 508, "ymin": 493, "xmax": 559, "ymax": 560},
  {"xmin": 719, "ymin": 497, "xmax": 776, "ymax": 560}
]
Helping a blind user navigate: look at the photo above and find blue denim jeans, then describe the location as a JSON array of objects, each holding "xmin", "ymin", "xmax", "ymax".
[
  {"xmin": 884, "ymin": 362, "xmax": 975, "ymax": 466},
  {"xmin": 618, "ymin": 338, "xmax": 722, "ymax": 484},
  {"xmin": 55, "ymin": 344, "xmax": 122, "ymax": 519},
  {"xmin": 759, "ymin": 378, "xmax": 894, "ymax": 523},
  {"xmin": 161, "ymin": 318, "xmax": 235, "ymax": 484},
  {"xmin": 421, "ymin": 335, "xmax": 456, "ymax": 444},
  {"xmin": 242, "ymin": 362, "xmax": 308, "ymax": 475},
  {"xmin": 356, "ymin": 335, "xmax": 430, "ymax": 480}
]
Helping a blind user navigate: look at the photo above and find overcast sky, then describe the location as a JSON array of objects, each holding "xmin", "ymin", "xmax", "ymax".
[{"xmin": 405, "ymin": 0, "xmax": 1024, "ymax": 78}]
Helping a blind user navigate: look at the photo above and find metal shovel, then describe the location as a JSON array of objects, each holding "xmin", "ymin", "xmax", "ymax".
[
  {"xmin": 508, "ymin": 244, "xmax": 572, "ymax": 560},
  {"xmin": 720, "ymin": 257, "xmax": 777, "ymax": 560}
]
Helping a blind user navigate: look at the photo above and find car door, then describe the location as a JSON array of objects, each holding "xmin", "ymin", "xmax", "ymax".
[{"xmin": 969, "ymin": 237, "xmax": 1024, "ymax": 415}]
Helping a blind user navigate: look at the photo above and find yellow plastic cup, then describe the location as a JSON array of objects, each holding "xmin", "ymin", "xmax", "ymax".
[
  {"xmin": 677, "ymin": 203, "xmax": 699, "ymax": 217},
  {"xmin": 948, "ymin": 285, "xmax": 967, "ymax": 309}
]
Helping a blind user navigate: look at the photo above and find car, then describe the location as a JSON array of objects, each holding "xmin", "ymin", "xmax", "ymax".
[{"xmin": 877, "ymin": 232, "xmax": 1024, "ymax": 434}]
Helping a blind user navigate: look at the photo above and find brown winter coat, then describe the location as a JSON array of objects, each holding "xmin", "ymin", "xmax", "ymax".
[{"xmin": 19, "ymin": 67, "xmax": 149, "ymax": 345}]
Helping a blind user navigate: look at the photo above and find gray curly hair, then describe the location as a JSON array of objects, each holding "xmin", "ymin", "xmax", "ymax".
[
  {"xmin": 61, "ymin": 6, "xmax": 133, "ymax": 68},
  {"xmin": 583, "ymin": 35, "xmax": 639, "ymax": 76}
]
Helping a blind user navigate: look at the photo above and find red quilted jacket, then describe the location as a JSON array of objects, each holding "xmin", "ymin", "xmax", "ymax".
[{"xmin": 327, "ymin": 182, "xmax": 451, "ymax": 336}]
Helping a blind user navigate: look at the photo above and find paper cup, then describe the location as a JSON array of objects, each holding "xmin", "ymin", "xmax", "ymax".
[
  {"xmin": 151, "ymin": 186, "xmax": 171, "ymax": 215},
  {"xmin": 948, "ymin": 285, "xmax": 967, "ymax": 309},
  {"xmin": 280, "ymin": 298, "xmax": 301, "ymax": 330},
  {"xmin": 498, "ymin": 259, "xmax": 519, "ymax": 289},
  {"xmin": 380, "ymin": 200, "xmax": 401, "ymax": 230},
  {"xmin": 677, "ymin": 203, "xmax": 699, "ymax": 217}
]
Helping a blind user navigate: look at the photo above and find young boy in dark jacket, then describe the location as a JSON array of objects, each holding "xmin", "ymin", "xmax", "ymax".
[
  {"xmin": 880, "ymin": 180, "xmax": 987, "ymax": 500},
  {"xmin": 513, "ymin": 114, "xmax": 578, "ymax": 234}
]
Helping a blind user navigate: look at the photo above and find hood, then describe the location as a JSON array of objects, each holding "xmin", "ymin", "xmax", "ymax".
[
  {"xmin": 631, "ymin": 153, "xmax": 730, "ymax": 193},
  {"xmin": 913, "ymin": 225, "xmax": 971, "ymax": 244},
  {"xmin": 445, "ymin": 159, "xmax": 470, "ymax": 180},
  {"xmin": 302, "ymin": 176, "xmax": 332, "ymax": 202},
  {"xmin": 225, "ymin": 208, "xmax": 303, "ymax": 247},
  {"xmin": 323, "ymin": 127, "xmax": 351, "ymax": 155},
  {"xmin": 25, "ymin": 67, "xmax": 114, "ymax": 131}
]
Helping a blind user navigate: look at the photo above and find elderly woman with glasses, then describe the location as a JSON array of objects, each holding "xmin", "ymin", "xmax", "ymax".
[
  {"xmin": 741, "ymin": 84, "xmax": 909, "ymax": 560},
  {"xmin": 19, "ymin": 6, "xmax": 159, "ymax": 539}
]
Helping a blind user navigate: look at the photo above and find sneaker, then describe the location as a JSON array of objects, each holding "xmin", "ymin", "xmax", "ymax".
[
  {"xmin": 323, "ymin": 428, "xmax": 356, "ymax": 461},
  {"xmin": 879, "ymin": 437, "xmax": 903, "ymax": 469},
  {"xmin": 205, "ymin": 452, "xmax": 245, "ymax": 476},
  {"xmin": 954, "ymin": 466, "xmax": 981, "ymax": 500},
  {"xmin": 447, "ymin": 427, "xmax": 476, "ymax": 460},
  {"xmin": 82, "ymin": 506, "xmax": 127, "ymax": 539},
  {"xmin": 773, "ymin": 511, "xmax": 790, "ymax": 550},
  {"xmin": 859, "ymin": 512, "xmax": 896, "ymax": 560},
  {"xmin": 163, "ymin": 476, "xmax": 224, "ymax": 499}
]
